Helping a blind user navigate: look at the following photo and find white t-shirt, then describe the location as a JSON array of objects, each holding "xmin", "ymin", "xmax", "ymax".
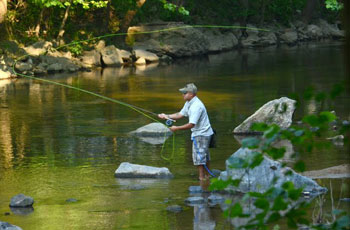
[{"xmin": 180, "ymin": 96, "xmax": 214, "ymax": 138}]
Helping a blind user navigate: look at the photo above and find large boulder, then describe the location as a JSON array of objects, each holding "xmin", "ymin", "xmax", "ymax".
[
  {"xmin": 14, "ymin": 61, "xmax": 32, "ymax": 72},
  {"xmin": 23, "ymin": 41, "xmax": 52, "ymax": 56},
  {"xmin": 305, "ymin": 24, "xmax": 323, "ymax": 40},
  {"xmin": 115, "ymin": 162, "xmax": 173, "ymax": 178},
  {"xmin": 220, "ymin": 148, "xmax": 327, "ymax": 195},
  {"xmin": 130, "ymin": 122, "xmax": 172, "ymax": 137},
  {"xmin": 9, "ymin": 194, "xmax": 34, "ymax": 207},
  {"xmin": 128, "ymin": 23, "xmax": 210, "ymax": 57},
  {"xmin": 0, "ymin": 221, "xmax": 22, "ymax": 230},
  {"xmin": 205, "ymin": 30, "xmax": 238, "ymax": 52},
  {"xmin": 81, "ymin": 50, "xmax": 101, "ymax": 67},
  {"xmin": 259, "ymin": 32, "xmax": 277, "ymax": 46},
  {"xmin": 241, "ymin": 34, "xmax": 260, "ymax": 47},
  {"xmin": 279, "ymin": 30, "xmax": 298, "ymax": 45},
  {"xmin": 233, "ymin": 97, "xmax": 296, "ymax": 134},
  {"xmin": 0, "ymin": 67, "xmax": 11, "ymax": 79},
  {"xmin": 317, "ymin": 19, "xmax": 345, "ymax": 39},
  {"xmin": 39, "ymin": 55, "xmax": 80, "ymax": 73},
  {"xmin": 134, "ymin": 49, "xmax": 159, "ymax": 62},
  {"xmin": 100, "ymin": 45, "xmax": 123, "ymax": 66}
]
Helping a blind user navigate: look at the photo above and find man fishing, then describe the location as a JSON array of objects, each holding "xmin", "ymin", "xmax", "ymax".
[{"xmin": 158, "ymin": 83, "xmax": 214, "ymax": 181}]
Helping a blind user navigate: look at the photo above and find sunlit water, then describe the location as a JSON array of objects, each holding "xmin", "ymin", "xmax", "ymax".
[{"xmin": 0, "ymin": 42, "xmax": 349, "ymax": 229}]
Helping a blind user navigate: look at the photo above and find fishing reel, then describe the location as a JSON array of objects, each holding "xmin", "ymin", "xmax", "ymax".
[{"xmin": 165, "ymin": 119, "xmax": 175, "ymax": 126}]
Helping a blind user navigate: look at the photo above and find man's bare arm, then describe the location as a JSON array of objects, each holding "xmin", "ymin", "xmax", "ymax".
[
  {"xmin": 169, "ymin": 123, "xmax": 194, "ymax": 132},
  {"xmin": 158, "ymin": 112, "xmax": 184, "ymax": 120}
]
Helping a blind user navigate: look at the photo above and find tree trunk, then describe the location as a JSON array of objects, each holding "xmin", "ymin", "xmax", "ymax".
[
  {"xmin": 0, "ymin": 0, "xmax": 6, "ymax": 23},
  {"xmin": 345, "ymin": 0, "xmax": 350, "ymax": 93},
  {"xmin": 260, "ymin": 0, "xmax": 268, "ymax": 25},
  {"xmin": 239, "ymin": 0, "xmax": 249, "ymax": 37},
  {"xmin": 0, "ymin": 0, "xmax": 7, "ymax": 40},
  {"xmin": 121, "ymin": 0, "xmax": 146, "ymax": 32},
  {"xmin": 302, "ymin": 0, "xmax": 320, "ymax": 23},
  {"xmin": 35, "ymin": 8, "xmax": 45, "ymax": 37},
  {"xmin": 57, "ymin": 1, "xmax": 72, "ymax": 44}
]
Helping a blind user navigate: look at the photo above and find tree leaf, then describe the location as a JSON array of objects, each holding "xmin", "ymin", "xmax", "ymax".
[
  {"xmin": 272, "ymin": 196, "xmax": 288, "ymax": 211},
  {"xmin": 230, "ymin": 203, "xmax": 243, "ymax": 217},
  {"xmin": 254, "ymin": 198, "xmax": 270, "ymax": 210}
]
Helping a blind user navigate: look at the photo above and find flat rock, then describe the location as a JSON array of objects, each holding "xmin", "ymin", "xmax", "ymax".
[
  {"xmin": 134, "ymin": 49, "xmax": 159, "ymax": 62},
  {"xmin": 302, "ymin": 164, "xmax": 350, "ymax": 179},
  {"xmin": 130, "ymin": 122, "xmax": 172, "ymax": 137},
  {"xmin": 66, "ymin": 198, "xmax": 78, "ymax": 203},
  {"xmin": 208, "ymin": 194, "xmax": 225, "ymax": 204},
  {"xmin": 0, "ymin": 221, "xmax": 22, "ymax": 230},
  {"xmin": 166, "ymin": 205, "xmax": 183, "ymax": 213},
  {"xmin": 189, "ymin": 186, "xmax": 203, "ymax": 194},
  {"xmin": 184, "ymin": 196, "xmax": 205, "ymax": 205},
  {"xmin": 115, "ymin": 162, "xmax": 173, "ymax": 179},
  {"xmin": 9, "ymin": 194, "xmax": 34, "ymax": 208}
]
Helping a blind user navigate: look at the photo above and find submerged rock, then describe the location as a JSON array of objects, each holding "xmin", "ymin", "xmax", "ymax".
[
  {"xmin": 233, "ymin": 97, "xmax": 296, "ymax": 134},
  {"xmin": 220, "ymin": 148, "xmax": 327, "ymax": 196},
  {"xmin": 115, "ymin": 162, "xmax": 173, "ymax": 179},
  {"xmin": 189, "ymin": 186, "xmax": 204, "ymax": 194},
  {"xmin": 66, "ymin": 198, "xmax": 78, "ymax": 203},
  {"xmin": 0, "ymin": 221, "xmax": 22, "ymax": 230},
  {"xmin": 9, "ymin": 194, "xmax": 34, "ymax": 208},
  {"xmin": 166, "ymin": 205, "xmax": 183, "ymax": 213},
  {"xmin": 208, "ymin": 194, "xmax": 225, "ymax": 205},
  {"xmin": 184, "ymin": 196, "xmax": 205, "ymax": 205},
  {"xmin": 126, "ymin": 184, "xmax": 146, "ymax": 190}
]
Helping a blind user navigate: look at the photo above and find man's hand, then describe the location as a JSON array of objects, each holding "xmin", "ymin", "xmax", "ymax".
[
  {"xmin": 169, "ymin": 126, "xmax": 179, "ymax": 132},
  {"xmin": 158, "ymin": 113, "xmax": 168, "ymax": 120}
]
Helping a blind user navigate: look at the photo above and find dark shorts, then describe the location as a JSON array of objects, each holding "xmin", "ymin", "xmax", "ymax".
[{"xmin": 192, "ymin": 136, "xmax": 210, "ymax": 166}]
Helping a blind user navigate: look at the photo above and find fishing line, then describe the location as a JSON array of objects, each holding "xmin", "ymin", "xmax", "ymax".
[
  {"xmin": 13, "ymin": 71, "xmax": 175, "ymax": 161},
  {"xmin": 12, "ymin": 24, "xmax": 270, "ymax": 164}
]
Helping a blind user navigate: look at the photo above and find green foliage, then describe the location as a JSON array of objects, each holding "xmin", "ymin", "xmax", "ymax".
[
  {"xmin": 66, "ymin": 42, "xmax": 83, "ymax": 56},
  {"xmin": 325, "ymin": 0, "xmax": 343, "ymax": 11},
  {"xmin": 210, "ymin": 84, "xmax": 349, "ymax": 230}
]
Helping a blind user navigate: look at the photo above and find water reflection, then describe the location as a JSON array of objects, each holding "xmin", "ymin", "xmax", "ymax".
[
  {"xmin": 193, "ymin": 204, "xmax": 216, "ymax": 230},
  {"xmin": 10, "ymin": 207, "xmax": 34, "ymax": 216}
]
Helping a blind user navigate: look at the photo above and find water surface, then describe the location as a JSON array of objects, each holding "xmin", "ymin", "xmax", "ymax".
[{"xmin": 0, "ymin": 42, "xmax": 349, "ymax": 229}]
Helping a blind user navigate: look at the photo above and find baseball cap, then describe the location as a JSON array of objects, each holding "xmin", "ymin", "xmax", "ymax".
[{"xmin": 179, "ymin": 83, "xmax": 197, "ymax": 94}]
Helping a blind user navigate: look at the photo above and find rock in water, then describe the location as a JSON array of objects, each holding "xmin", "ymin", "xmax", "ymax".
[
  {"xmin": 115, "ymin": 162, "xmax": 173, "ymax": 179},
  {"xmin": 130, "ymin": 122, "xmax": 172, "ymax": 137},
  {"xmin": 220, "ymin": 148, "xmax": 327, "ymax": 196},
  {"xmin": 233, "ymin": 97, "xmax": 296, "ymax": 134},
  {"xmin": 166, "ymin": 205, "xmax": 183, "ymax": 213},
  {"xmin": 9, "ymin": 194, "xmax": 34, "ymax": 208},
  {"xmin": 0, "ymin": 221, "xmax": 22, "ymax": 230}
]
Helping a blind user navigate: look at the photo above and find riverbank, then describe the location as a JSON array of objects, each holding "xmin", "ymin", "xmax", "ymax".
[{"xmin": 0, "ymin": 19, "xmax": 345, "ymax": 80}]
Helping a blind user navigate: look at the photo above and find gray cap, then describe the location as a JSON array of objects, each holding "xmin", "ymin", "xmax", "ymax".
[{"xmin": 179, "ymin": 83, "xmax": 197, "ymax": 94}]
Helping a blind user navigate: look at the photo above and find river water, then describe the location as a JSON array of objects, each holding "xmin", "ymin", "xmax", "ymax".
[{"xmin": 0, "ymin": 42, "xmax": 349, "ymax": 229}]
